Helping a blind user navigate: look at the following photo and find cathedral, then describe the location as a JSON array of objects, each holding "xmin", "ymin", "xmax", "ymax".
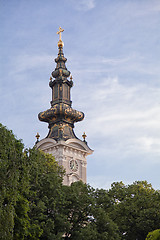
[{"xmin": 36, "ymin": 27, "xmax": 93, "ymax": 185}]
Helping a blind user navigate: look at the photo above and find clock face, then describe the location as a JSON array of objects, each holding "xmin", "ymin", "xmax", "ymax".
[{"xmin": 69, "ymin": 160, "xmax": 78, "ymax": 172}]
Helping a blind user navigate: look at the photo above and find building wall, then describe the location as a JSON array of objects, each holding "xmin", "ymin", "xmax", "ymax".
[{"xmin": 36, "ymin": 138, "xmax": 93, "ymax": 185}]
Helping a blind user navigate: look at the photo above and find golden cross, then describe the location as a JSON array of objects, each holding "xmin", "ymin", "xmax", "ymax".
[{"xmin": 57, "ymin": 27, "xmax": 64, "ymax": 41}]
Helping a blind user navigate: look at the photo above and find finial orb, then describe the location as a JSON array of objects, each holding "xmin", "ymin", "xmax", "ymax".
[
  {"xmin": 70, "ymin": 75, "xmax": 73, "ymax": 81},
  {"xmin": 82, "ymin": 132, "xmax": 87, "ymax": 141},
  {"xmin": 58, "ymin": 40, "xmax": 64, "ymax": 48},
  {"xmin": 35, "ymin": 132, "xmax": 40, "ymax": 141}
]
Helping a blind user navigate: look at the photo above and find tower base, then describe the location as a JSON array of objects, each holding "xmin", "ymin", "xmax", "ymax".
[{"xmin": 36, "ymin": 138, "xmax": 93, "ymax": 185}]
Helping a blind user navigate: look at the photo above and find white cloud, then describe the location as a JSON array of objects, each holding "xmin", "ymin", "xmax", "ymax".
[
  {"xmin": 135, "ymin": 137, "xmax": 160, "ymax": 154},
  {"xmin": 136, "ymin": 2, "xmax": 160, "ymax": 16},
  {"xmin": 69, "ymin": 0, "xmax": 95, "ymax": 11},
  {"xmin": 100, "ymin": 56, "xmax": 131, "ymax": 65},
  {"xmin": 69, "ymin": 52, "xmax": 160, "ymax": 80},
  {"xmin": 9, "ymin": 54, "xmax": 52, "ymax": 75},
  {"xmin": 73, "ymin": 76, "xmax": 160, "ymax": 157},
  {"xmin": 87, "ymin": 175, "xmax": 113, "ymax": 190}
]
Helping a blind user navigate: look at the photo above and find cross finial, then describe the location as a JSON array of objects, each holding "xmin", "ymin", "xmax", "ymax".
[{"xmin": 57, "ymin": 27, "xmax": 64, "ymax": 41}]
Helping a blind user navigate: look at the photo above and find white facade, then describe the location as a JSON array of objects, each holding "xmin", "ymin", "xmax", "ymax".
[{"xmin": 36, "ymin": 138, "xmax": 93, "ymax": 185}]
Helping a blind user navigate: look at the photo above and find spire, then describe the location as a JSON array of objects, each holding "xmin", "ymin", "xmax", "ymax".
[
  {"xmin": 38, "ymin": 27, "xmax": 84, "ymax": 141},
  {"xmin": 50, "ymin": 28, "xmax": 71, "ymax": 105}
]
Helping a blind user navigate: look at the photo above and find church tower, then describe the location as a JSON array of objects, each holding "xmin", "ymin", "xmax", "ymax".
[{"xmin": 36, "ymin": 27, "xmax": 93, "ymax": 185}]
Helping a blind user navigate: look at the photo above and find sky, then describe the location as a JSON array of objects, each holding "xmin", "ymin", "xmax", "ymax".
[{"xmin": 0, "ymin": 0, "xmax": 160, "ymax": 190}]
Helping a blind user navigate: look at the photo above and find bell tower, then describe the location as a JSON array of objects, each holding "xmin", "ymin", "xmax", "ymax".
[{"xmin": 36, "ymin": 27, "xmax": 93, "ymax": 185}]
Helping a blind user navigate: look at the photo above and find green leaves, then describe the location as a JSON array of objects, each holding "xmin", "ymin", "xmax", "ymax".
[
  {"xmin": 0, "ymin": 124, "xmax": 65, "ymax": 239},
  {"xmin": 108, "ymin": 181, "xmax": 160, "ymax": 240},
  {"xmin": 0, "ymin": 124, "xmax": 24, "ymax": 240},
  {"xmin": 146, "ymin": 229, "xmax": 160, "ymax": 240}
]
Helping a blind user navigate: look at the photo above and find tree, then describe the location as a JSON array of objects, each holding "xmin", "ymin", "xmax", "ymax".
[
  {"xmin": 0, "ymin": 124, "xmax": 24, "ymax": 240},
  {"xmin": 0, "ymin": 123, "xmax": 65, "ymax": 240},
  {"xmin": 1, "ymin": 123, "xmax": 160, "ymax": 240},
  {"xmin": 26, "ymin": 149, "xmax": 65, "ymax": 240},
  {"xmin": 108, "ymin": 181, "xmax": 160, "ymax": 240},
  {"xmin": 61, "ymin": 181, "xmax": 94, "ymax": 239},
  {"xmin": 61, "ymin": 182, "xmax": 121, "ymax": 240},
  {"xmin": 13, "ymin": 148, "xmax": 65, "ymax": 240},
  {"xmin": 146, "ymin": 229, "xmax": 160, "ymax": 240},
  {"xmin": 90, "ymin": 188, "xmax": 121, "ymax": 240}
]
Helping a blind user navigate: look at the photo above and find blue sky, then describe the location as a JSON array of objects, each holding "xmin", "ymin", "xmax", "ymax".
[{"xmin": 1, "ymin": 0, "xmax": 160, "ymax": 190}]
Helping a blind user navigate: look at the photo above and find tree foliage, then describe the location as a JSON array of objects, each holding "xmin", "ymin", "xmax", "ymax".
[
  {"xmin": 0, "ymin": 123, "xmax": 24, "ymax": 240},
  {"xmin": 0, "ymin": 124, "xmax": 64, "ymax": 239},
  {"xmin": 107, "ymin": 181, "xmax": 160, "ymax": 240},
  {"xmin": 0, "ymin": 123, "xmax": 160, "ymax": 240},
  {"xmin": 146, "ymin": 229, "xmax": 160, "ymax": 240}
]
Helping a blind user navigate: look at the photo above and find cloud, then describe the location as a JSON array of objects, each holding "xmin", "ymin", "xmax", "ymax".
[
  {"xmin": 73, "ymin": 76, "xmax": 160, "ymax": 158},
  {"xmin": 135, "ymin": 1, "xmax": 160, "ymax": 16},
  {"xmin": 87, "ymin": 175, "xmax": 114, "ymax": 190},
  {"xmin": 135, "ymin": 137, "xmax": 160, "ymax": 154},
  {"xmin": 8, "ymin": 54, "xmax": 52, "ymax": 75},
  {"xmin": 69, "ymin": 0, "xmax": 95, "ymax": 11}
]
